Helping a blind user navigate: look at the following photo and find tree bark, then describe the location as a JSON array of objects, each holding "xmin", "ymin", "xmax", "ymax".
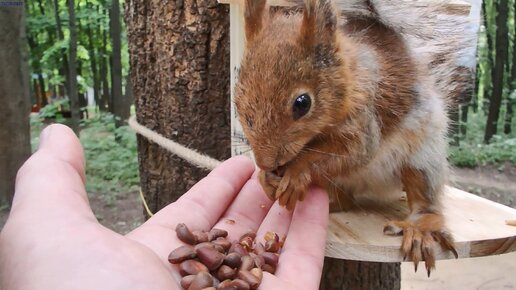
[
  {"xmin": 481, "ymin": 0, "xmax": 493, "ymax": 112},
  {"xmin": 320, "ymin": 258, "xmax": 401, "ymax": 290},
  {"xmin": 38, "ymin": 73, "xmax": 48, "ymax": 107},
  {"xmin": 110, "ymin": 0, "xmax": 128, "ymax": 127},
  {"xmin": 125, "ymin": 0, "xmax": 231, "ymax": 212},
  {"xmin": 460, "ymin": 104, "xmax": 469, "ymax": 136},
  {"xmin": 484, "ymin": 0, "xmax": 509, "ymax": 143},
  {"xmin": 0, "ymin": 7, "xmax": 32, "ymax": 206},
  {"xmin": 504, "ymin": 0, "xmax": 515, "ymax": 134},
  {"xmin": 67, "ymin": 0, "xmax": 81, "ymax": 134},
  {"xmin": 52, "ymin": 0, "xmax": 69, "ymax": 92},
  {"xmin": 86, "ymin": 18, "xmax": 101, "ymax": 111},
  {"xmin": 100, "ymin": 24, "xmax": 110, "ymax": 112}
]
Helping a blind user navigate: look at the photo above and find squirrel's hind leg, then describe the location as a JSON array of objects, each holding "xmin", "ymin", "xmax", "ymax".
[{"xmin": 383, "ymin": 166, "xmax": 457, "ymax": 276}]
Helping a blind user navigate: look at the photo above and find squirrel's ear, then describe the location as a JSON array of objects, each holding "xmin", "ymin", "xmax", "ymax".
[
  {"xmin": 244, "ymin": 0, "xmax": 268, "ymax": 43},
  {"xmin": 299, "ymin": 0, "xmax": 338, "ymax": 47}
]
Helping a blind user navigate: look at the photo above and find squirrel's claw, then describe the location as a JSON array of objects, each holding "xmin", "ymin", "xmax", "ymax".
[
  {"xmin": 258, "ymin": 170, "xmax": 281, "ymax": 201},
  {"xmin": 384, "ymin": 213, "xmax": 456, "ymax": 276},
  {"xmin": 275, "ymin": 166, "xmax": 311, "ymax": 211}
]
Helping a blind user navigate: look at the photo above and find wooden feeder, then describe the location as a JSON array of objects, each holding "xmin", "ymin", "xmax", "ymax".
[{"xmin": 220, "ymin": 0, "xmax": 516, "ymax": 265}]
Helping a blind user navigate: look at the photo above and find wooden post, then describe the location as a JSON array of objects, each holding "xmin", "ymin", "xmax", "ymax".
[{"xmin": 229, "ymin": 3, "xmax": 251, "ymax": 158}]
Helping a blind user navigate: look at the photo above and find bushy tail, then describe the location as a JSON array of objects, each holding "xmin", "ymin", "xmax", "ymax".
[{"xmin": 336, "ymin": 0, "xmax": 480, "ymax": 105}]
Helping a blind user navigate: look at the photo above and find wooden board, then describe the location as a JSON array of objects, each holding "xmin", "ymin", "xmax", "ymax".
[
  {"xmin": 325, "ymin": 186, "xmax": 516, "ymax": 262},
  {"xmin": 218, "ymin": 0, "xmax": 471, "ymax": 15}
]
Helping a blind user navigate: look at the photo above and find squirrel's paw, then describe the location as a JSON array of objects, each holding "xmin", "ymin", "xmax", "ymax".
[
  {"xmin": 275, "ymin": 167, "xmax": 311, "ymax": 211},
  {"xmin": 258, "ymin": 170, "xmax": 281, "ymax": 201},
  {"xmin": 383, "ymin": 213, "xmax": 458, "ymax": 277}
]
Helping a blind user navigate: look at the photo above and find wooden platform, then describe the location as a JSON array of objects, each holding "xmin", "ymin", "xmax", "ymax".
[{"xmin": 325, "ymin": 186, "xmax": 516, "ymax": 262}]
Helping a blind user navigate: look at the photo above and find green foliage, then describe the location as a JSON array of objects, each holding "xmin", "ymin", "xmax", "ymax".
[
  {"xmin": 30, "ymin": 112, "xmax": 139, "ymax": 198},
  {"xmin": 449, "ymin": 111, "xmax": 516, "ymax": 167},
  {"xmin": 38, "ymin": 98, "xmax": 70, "ymax": 121},
  {"xmin": 79, "ymin": 113, "xmax": 139, "ymax": 195},
  {"xmin": 26, "ymin": 0, "xmax": 129, "ymax": 97}
]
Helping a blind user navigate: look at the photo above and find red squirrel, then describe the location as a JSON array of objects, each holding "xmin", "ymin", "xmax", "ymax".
[{"xmin": 234, "ymin": 0, "xmax": 473, "ymax": 275}]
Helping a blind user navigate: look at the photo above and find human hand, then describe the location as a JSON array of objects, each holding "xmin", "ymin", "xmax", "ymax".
[{"xmin": 0, "ymin": 124, "xmax": 329, "ymax": 290}]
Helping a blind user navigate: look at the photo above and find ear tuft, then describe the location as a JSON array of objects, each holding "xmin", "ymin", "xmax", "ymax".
[
  {"xmin": 244, "ymin": 0, "xmax": 268, "ymax": 43},
  {"xmin": 299, "ymin": 0, "xmax": 338, "ymax": 47}
]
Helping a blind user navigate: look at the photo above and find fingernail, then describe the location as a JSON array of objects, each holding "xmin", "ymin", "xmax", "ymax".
[{"xmin": 38, "ymin": 125, "xmax": 53, "ymax": 149}]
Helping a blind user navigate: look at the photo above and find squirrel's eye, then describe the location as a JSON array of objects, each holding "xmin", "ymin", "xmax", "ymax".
[{"xmin": 292, "ymin": 93, "xmax": 311, "ymax": 120}]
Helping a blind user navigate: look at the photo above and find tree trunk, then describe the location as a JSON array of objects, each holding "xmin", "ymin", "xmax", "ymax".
[
  {"xmin": 77, "ymin": 60, "xmax": 89, "ymax": 119},
  {"xmin": 110, "ymin": 0, "xmax": 128, "ymax": 127},
  {"xmin": 460, "ymin": 104, "xmax": 469, "ymax": 136},
  {"xmin": 481, "ymin": 0, "xmax": 493, "ymax": 113},
  {"xmin": 38, "ymin": 73, "xmax": 48, "ymax": 107},
  {"xmin": 86, "ymin": 20, "xmax": 101, "ymax": 111},
  {"xmin": 0, "ymin": 7, "xmax": 32, "ymax": 206},
  {"xmin": 504, "ymin": 1, "xmax": 515, "ymax": 134},
  {"xmin": 320, "ymin": 258, "xmax": 401, "ymax": 290},
  {"xmin": 100, "ymin": 25, "xmax": 110, "ymax": 112},
  {"xmin": 484, "ymin": 0, "xmax": 509, "ymax": 143},
  {"xmin": 125, "ymin": 0, "xmax": 231, "ymax": 212},
  {"xmin": 472, "ymin": 59, "xmax": 481, "ymax": 113},
  {"xmin": 67, "ymin": 0, "xmax": 81, "ymax": 134}
]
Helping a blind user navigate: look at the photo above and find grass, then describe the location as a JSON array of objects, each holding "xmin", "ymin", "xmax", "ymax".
[
  {"xmin": 448, "ymin": 110, "xmax": 516, "ymax": 168},
  {"xmin": 31, "ymin": 110, "xmax": 140, "ymax": 201}
]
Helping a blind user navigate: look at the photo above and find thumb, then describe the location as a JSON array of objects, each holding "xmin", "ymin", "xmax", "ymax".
[
  {"xmin": 37, "ymin": 124, "xmax": 86, "ymax": 183},
  {"xmin": 10, "ymin": 124, "xmax": 94, "ymax": 221}
]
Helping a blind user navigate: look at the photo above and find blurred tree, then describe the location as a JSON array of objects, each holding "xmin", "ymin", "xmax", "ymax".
[
  {"xmin": 68, "ymin": 0, "xmax": 81, "ymax": 134},
  {"xmin": 100, "ymin": 12, "xmax": 111, "ymax": 111},
  {"xmin": 504, "ymin": 0, "xmax": 516, "ymax": 134},
  {"xmin": 0, "ymin": 7, "xmax": 31, "ymax": 206},
  {"xmin": 110, "ymin": 0, "xmax": 129, "ymax": 127},
  {"xmin": 86, "ymin": 2, "xmax": 101, "ymax": 111},
  {"xmin": 485, "ymin": 0, "xmax": 509, "ymax": 143}
]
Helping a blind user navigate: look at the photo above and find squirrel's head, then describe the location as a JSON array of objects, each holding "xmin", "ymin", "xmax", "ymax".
[{"xmin": 235, "ymin": 0, "xmax": 354, "ymax": 171}]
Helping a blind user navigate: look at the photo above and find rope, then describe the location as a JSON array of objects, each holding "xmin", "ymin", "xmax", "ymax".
[
  {"xmin": 128, "ymin": 116, "xmax": 223, "ymax": 171},
  {"xmin": 139, "ymin": 189, "xmax": 154, "ymax": 217}
]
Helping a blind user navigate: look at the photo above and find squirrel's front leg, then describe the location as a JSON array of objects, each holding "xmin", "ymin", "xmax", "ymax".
[
  {"xmin": 383, "ymin": 166, "xmax": 457, "ymax": 276},
  {"xmin": 258, "ymin": 156, "xmax": 314, "ymax": 211},
  {"xmin": 275, "ymin": 159, "xmax": 313, "ymax": 210},
  {"xmin": 258, "ymin": 170, "xmax": 281, "ymax": 201}
]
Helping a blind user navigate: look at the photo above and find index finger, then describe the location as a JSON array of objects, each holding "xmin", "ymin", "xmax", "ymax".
[
  {"xmin": 262, "ymin": 187, "xmax": 329, "ymax": 289},
  {"xmin": 126, "ymin": 156, "xmax": 255, "ymax": 258}
]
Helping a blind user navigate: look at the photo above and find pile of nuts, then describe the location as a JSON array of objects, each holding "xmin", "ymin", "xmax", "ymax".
[{"xmin": 168, "ymin": 223, "xmax": 282, "ymax": 290}]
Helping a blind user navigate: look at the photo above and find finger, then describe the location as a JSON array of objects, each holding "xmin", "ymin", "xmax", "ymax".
[
  {"xmin": 211, "ymin": 175, "xmax": 274, "ymax": 242},
  {"xmin": 269, "ymin": 187, "xmax": 329, "ymax": 290},
  {"xmin": 10, "ymin": 124, "xmax": 94, "ymax": 222},
  {"xmin": 127, "ymin": 156, "xmax": 255, "ymax": 257},
  {"xmin": 256, "ymin": 202, "xmax": 292, "ymax": 245}
]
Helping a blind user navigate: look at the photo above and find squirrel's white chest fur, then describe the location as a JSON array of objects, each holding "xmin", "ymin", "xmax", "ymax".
[{"xmin": 335, "ymin": 48, "xmax": 449, "ymax": 201}]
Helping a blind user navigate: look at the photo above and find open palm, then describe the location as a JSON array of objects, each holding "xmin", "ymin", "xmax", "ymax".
[{"xmin": 0, "ymin": 124, "xmax": 329, "ymax": 290}]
